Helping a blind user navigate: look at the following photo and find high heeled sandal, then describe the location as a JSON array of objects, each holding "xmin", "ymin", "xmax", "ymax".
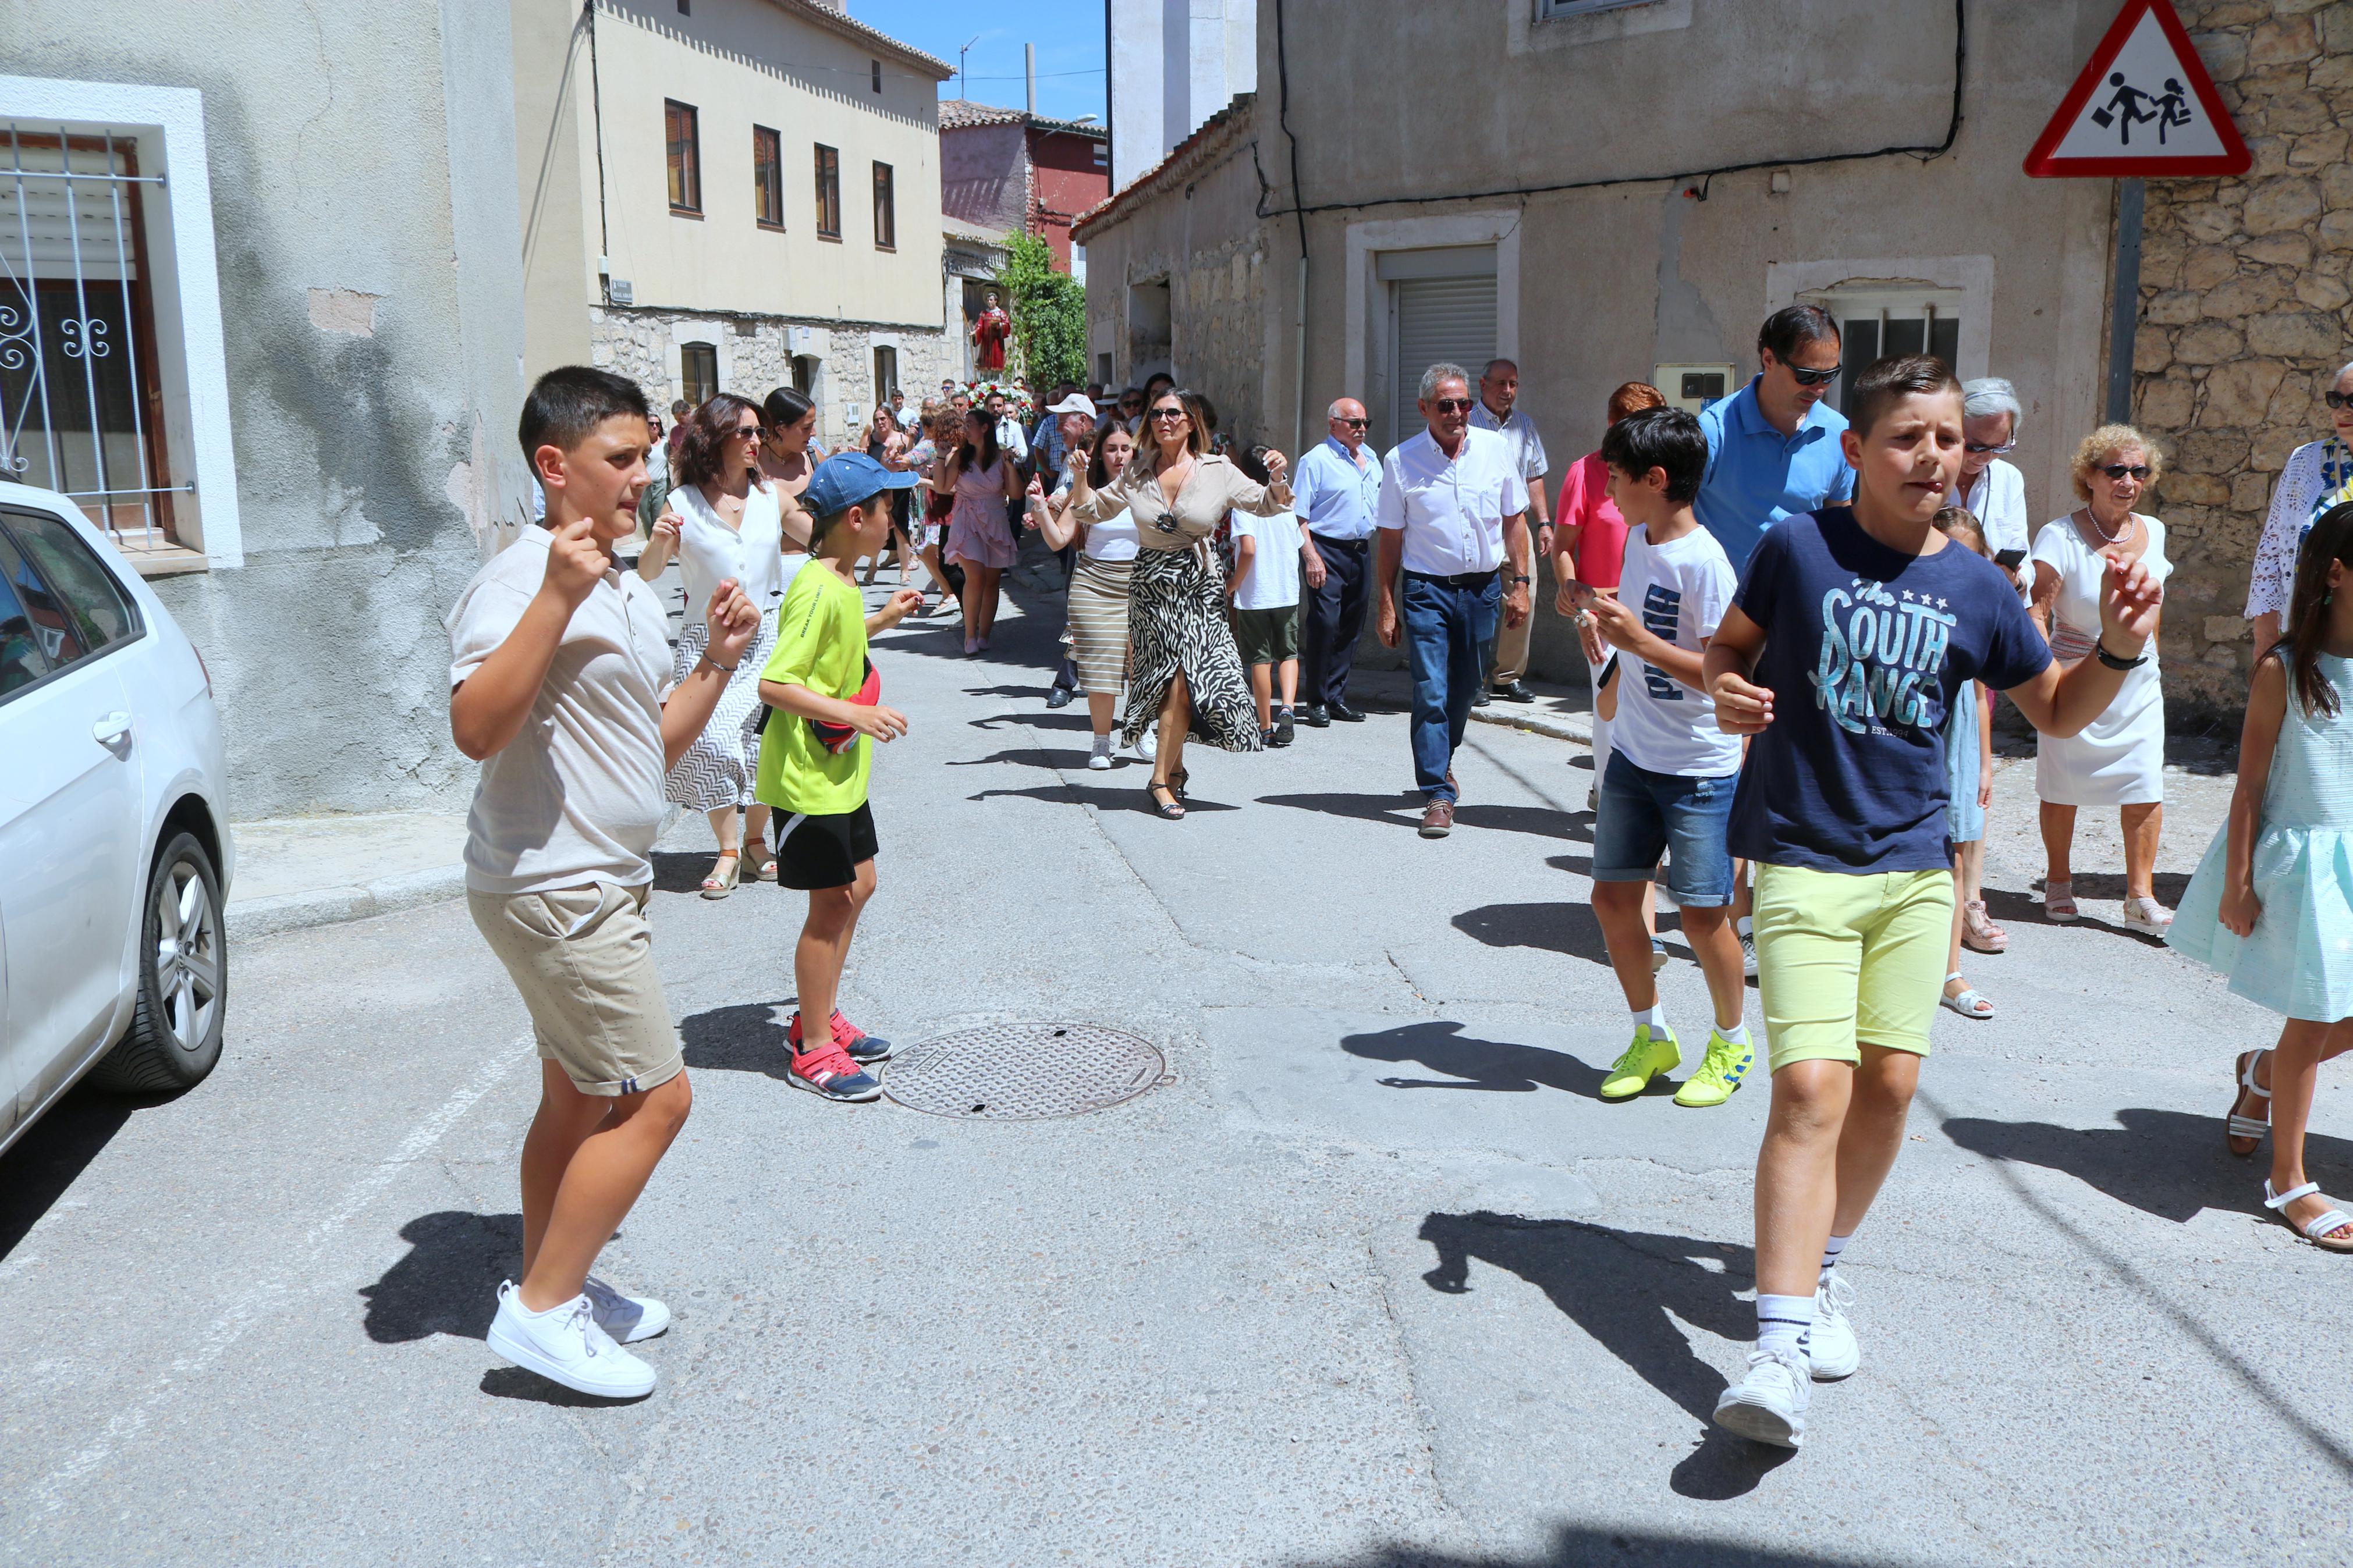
[
  {"xmin": 741, "ymin": 835, "xmax": 778, "ymax": 883},
  {"xmin": 2227, "ymin": 1048, "xmax": 2272, "ymax": 1156},
  {"xmin": 1961, "ymin": 899, "xmax": 2008, "ymax": 954},
  {"xmin": 1168, "ymin": 766, "xmax": 1190, "ymax": 801},
  {"xmin": 700, "ymin": 851, "xmax": 740, "ymax": 899},
  {"xmin": 1146, "ymin": 780, "xmax": 1186, "ymax": 820}
]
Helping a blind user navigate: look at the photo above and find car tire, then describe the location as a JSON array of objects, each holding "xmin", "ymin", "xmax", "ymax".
[{"xmin": 90, "ymin": 831, "xmax": 227, "ymax": 1094}]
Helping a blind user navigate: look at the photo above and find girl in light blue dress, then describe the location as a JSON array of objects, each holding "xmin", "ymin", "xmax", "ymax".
[{"xmin": 2171, "ymin": 502, "xmax": 2353, "ymax": 1251}]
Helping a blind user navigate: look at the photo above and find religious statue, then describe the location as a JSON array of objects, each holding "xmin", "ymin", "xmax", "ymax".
[{"xmin": 972, "ymin": 289, "xmax": 1012, "ymax": 375}]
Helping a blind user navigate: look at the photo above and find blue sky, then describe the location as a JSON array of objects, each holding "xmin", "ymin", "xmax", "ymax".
[{"xmin": 847, "ymin": 1, "xmax": 1109, "ymax": 125}]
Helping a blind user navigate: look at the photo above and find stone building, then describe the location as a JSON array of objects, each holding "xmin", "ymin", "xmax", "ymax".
[
  {"xmin": 2130, "ymin": 0, "xmax": 2353, "ymax": 713},
  {"xmin": 512, "ymin": 0, "xmax": 959, "ymax": 449},
  {"xmin": 1077, "ymin": 0, "xmax": 2347, "ymax": 716},
  {"xmin": 938, "ymin": 99, "xmax": 1110, "ymax": 275}
]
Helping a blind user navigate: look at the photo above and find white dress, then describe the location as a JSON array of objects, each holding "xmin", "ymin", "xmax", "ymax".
[
  {"xmin": 663, "ymin": 482, "xmax": 800, "ymax": 811},
  {"xmin": 2031, "ymin": 513, "xmax": 2170, "ymax": 808}
]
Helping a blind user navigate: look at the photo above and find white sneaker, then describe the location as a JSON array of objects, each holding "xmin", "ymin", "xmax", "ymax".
[
  {"xmin": 1740, "ymin": 933, "xmax": 1759, "ymax": 978},
  {"xmin": 487, "ymin": 1281, "xmax": 658, "ymax": 1398},
  {"xmin": 583, "ymin": 1273, "xmax": 672, "ymax": 1344},
  {"xmin": 1087, "ymin": 734, "xmax": 1114, "ymax": 770},
  {"xmin": 1133, "ymin": 728, "xmax": 1157, "ymax": 762},
  {"xmin": 1712, "ymin": 1346, "xmax": 1809, "ymax": 1449},
  {"xmin": 1807, "ymin": 1271, "xmax": 1858, "ymax": 1381}
]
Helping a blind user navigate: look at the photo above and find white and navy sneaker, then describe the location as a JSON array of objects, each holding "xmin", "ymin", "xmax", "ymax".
[
  {"xmin": 1713, "ymin": 1346, "xmax": 1810, "ymax": 1449},
  {"xmin": 488, "ymin": 1281, "xmax": 658, "ymax": 1398},
  {"xmin": 1807, "ymin": 1271, "xmax": 1858, "ymax": 1381},
  {"xmin": 1740, "ymin": 932, "xmax": 1759, "ymax": 979},
  {"xmin": 583, "ymin": 1274, "xmax": 672, "ymax": 1344}
]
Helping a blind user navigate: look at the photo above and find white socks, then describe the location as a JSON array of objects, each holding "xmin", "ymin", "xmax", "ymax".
[
  {"xmin": 1756, "ymin": 1293, "xmax": 1814, "ymax": 1357},
  {"xmin": 1716, "ymin": 1021, "xmax": 1751, "ymax": 1047},
  {"xmin": 1632, "ymin": 1003, "xmax": 1667, "ymax": 1034},
  {"xmin": 1820, "ymin": 1232, "xmax": 1851, "ymax": 1277}
]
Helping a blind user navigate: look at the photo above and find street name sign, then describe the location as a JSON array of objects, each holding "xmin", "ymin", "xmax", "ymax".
[{"xmin": 2024, "ymin": 0, "xmax": 2251, "ymax": 177}]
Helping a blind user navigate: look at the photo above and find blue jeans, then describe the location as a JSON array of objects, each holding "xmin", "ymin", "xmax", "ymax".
[
  {"xmin": 1401, "ymin": 571, "xmax": 1500, "ymax": 802},
  {"xmin": 1591, "ymin": 751, "xmax": 1738, "ymax": 906}
]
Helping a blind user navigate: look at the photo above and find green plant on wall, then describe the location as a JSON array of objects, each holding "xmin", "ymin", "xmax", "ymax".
[{"xmin": 997, "ymin": 231, "xmax": 1088, "ymax": 389}]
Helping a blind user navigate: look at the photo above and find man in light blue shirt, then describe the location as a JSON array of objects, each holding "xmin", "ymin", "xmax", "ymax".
[
  {"xmin": 1695, "ymin": 304, "xmax": 1855, "ymax": 574},
  {"xmin": 1291, "ymin": 397, "xmax": 1383, "ymax": 725}
]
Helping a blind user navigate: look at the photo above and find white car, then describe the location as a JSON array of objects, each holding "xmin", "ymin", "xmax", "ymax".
[{"xmin": 0, "ymin": 481, "xmax": 232, "ymax": 1155}]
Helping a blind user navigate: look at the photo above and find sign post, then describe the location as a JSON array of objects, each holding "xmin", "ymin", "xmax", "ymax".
[{"xmin": 2024, "ymin": 0, "xmax": 2251, "ymax": 422}]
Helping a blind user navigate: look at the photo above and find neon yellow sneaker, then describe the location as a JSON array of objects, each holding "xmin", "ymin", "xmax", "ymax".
[
  {"xmin": 1673, "ymin": 1030, "xmax": 1754, "ymax": 1107},
  {"xmin": 1599, "ymin": 1025, "xmax": 1681, "ymax": 1100}
]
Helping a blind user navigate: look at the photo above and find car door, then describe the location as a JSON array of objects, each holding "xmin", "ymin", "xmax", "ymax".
[{"xmin": 0, "ymin": 505, "xmax": 143, "ymax": 1117}]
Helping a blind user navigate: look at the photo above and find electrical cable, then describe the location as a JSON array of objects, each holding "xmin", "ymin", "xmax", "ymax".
[{"xmin": 1259, "ymin": 0, "xmax": 1967, "ymax": 221}]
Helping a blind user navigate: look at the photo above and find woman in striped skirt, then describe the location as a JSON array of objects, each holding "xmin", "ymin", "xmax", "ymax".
[{"xmin": 1033, "ymin": 421, "xmax": 1142, "ymax": 769}]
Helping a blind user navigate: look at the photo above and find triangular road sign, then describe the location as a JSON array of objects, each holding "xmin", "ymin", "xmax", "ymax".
[{"xmin": 2025, "ymin": 0, "xmax": 2251, "ymax": 177}]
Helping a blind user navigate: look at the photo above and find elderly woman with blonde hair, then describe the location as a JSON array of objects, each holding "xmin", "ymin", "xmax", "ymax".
[{"xmin": 2029, "ymin": 424, "xmax": 2173, "ymax": 933}]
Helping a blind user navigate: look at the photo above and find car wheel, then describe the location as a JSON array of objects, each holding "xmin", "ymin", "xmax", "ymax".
[{"xmin": 90, "ymin": 831, "xmax": 227, "ymax": 1093}]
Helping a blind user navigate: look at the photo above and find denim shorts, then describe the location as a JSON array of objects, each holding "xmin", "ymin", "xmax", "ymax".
[{"xmin": 1591, "ymin": 751, "xmax": 1738, "ymax": 907}]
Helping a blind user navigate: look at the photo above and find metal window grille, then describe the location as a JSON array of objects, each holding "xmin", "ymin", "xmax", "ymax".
[{"xmin": 1, "ymin": 123, "xmax": 178, "ymax": 552}]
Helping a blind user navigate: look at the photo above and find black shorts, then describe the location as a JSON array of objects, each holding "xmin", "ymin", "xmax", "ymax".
[{"xmin": 773, "ymin": 803, "xmax": 878, "ymax": 890}]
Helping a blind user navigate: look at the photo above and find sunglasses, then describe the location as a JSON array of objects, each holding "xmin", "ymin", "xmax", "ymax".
[
  {"xmin": 2098, "ymin": 464, "xmax": 2151, "ymax": 481},
  {"xmin": 1964, "ymin": 439, "xmax": 2017, "ymax": 455},
  {"xmin": 1785, "ymin": 364, "xmax": 1840, "ymax": 387},
  {"xmin": 2327, "ymin": 390, "xmax": 2353, "ymax": 411},
  {"xmin": 732, "ymin": 424, "xmax": 763, "ymax": 439},
  {"xmin": 1429, "ymin": 398, "xmax": 1475, "ymax": 414},
  {"xmin": 1149, "ymin": 407, "xmax": 1190, "ymax": 421},
  {"xmin": 1336, "ymin": 417, "xmax": 1369, "ymax": 429}
]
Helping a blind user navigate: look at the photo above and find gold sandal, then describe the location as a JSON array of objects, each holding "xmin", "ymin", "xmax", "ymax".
[{"xmin": 700, "ymin": 852, "xmax": 740, "ymax": 899}]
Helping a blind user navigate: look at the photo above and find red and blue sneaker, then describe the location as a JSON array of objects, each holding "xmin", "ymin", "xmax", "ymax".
[
  {"xmin": 786, "ymin": 1038, "xmax": 882, "ymax": 1102},
  {"xmin": 789, "ymin": 1008, "xmax": 894, "ymax": 1064}
]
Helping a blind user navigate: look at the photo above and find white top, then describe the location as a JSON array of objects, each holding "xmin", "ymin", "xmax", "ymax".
[
  {"xmin": 1375, "ymin": 426, "xmax": 1529, "ymax": 578},
  {"xmin": 1955, "ymin": 458, "xmax": 2031, "ymax": 593},
  {"xmin": 673, "ymin": 481, "xmax": 788, "ymax": 621},
  {"xmin": 1052, "ymin": 470, "xmax": 1140, "ymax": 562},
  {"xmin": 448, "ymin": 526, "xmax": 677, "ymax": 895},
  {"xmin": 2248, "ymin": 438, "xmax": 2352, "ymax": 618},
  {"xmin": 1468, "ymin": 401, "xmax": 1549, "ymax": 480},
  {"xmin": 1609, "ymin": 524, "xmax": 1741, "ymax": 778},
  {"xmin": 1232, "ymin": 510, "xmax": 1304, "ymax": 610},
  {"xmin": 993, "ymin": 414, "xmax": 1030, "ymax": 463}
]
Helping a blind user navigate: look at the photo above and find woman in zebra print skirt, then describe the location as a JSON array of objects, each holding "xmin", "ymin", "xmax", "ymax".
[{"xmin": 1064, "ymin": 389, "xmax": 1292, "ymax": 819}]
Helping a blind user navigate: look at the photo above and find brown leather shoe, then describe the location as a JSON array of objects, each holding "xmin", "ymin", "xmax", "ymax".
[{"xmin": 1419, "ymin": 799, "xmax": 1455, "ymax": 838}]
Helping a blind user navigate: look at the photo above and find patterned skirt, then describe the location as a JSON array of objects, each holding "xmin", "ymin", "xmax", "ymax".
[
  {"xmin": 663, "ymin": 607, "xmax": 779, "ymax": 812},
  {"xmin": 1065, "ymin": 553, "xmax": 1133, "ymax": 694},
  {"xmin": 1122, "ymin": 545, "xmax": 1263, "ymax": 752}
]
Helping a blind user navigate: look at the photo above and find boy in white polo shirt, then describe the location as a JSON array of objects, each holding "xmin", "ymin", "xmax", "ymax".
[
  {"xmin": 1229, "ymin": 444, "xmax": 1307, "ymax": 747},
  {"xmin": 449, "ymin": 366, "xmax": 760, "ymax": 1399},
  {"xmin": 1571, "ymin": 407, "xmax": 1753, "ymax": 1110}
]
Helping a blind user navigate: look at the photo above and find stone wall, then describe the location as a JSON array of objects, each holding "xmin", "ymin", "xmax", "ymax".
[
  {"xmin": 2133, "ymin": 0, "xmax": 2353, "ymax": 719},
  {"xmin": 590, "ymin": 307, "xmax": 956, "ymax": 452}
]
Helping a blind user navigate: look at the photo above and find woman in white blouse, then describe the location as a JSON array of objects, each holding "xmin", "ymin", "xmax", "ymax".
[
  {"xmin": 2246, "ymin": 360, "xmax": 2353, "ymax": 664},
  {"xmin": 2029, "ymin": 425, "xmax": 2173, "ymax": 934},
  {"xmin": 1955, "ymin": 378, "xmax": 2034, "ymax": 596},
  {"xmin": 638, "ymin": 393, "xmax": 796, "ymax": 897}
]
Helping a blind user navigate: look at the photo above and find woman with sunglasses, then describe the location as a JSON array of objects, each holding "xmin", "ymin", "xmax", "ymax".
[
  {"xmin": 2028, "ymin": 424, "xmax": 2174, "ymax": 934},
  {"xmin": 639, "ymin": 392, "xmax": 802, "ymax": 897},
  {"xmin": 1065, "ymin": 389, "xmax": 1293, "ymax": 818},
  {"xmin": 935, "ymin": 408, "xmax": 1024, "ymax": 655},
  {"xmin": 2248, "ymin": 360, "xmax": 2353, "ymax": 666}
]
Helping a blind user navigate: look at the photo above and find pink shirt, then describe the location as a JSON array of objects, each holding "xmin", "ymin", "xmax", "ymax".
[{"xmin": 1558, "ymin": 450, "xmax": 1630, "ymax": 589}]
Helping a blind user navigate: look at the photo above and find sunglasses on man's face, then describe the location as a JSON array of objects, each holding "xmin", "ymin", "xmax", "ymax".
[
  {"xmin": 2327, "ymin": 390, "xmax": 2353, "ymax": 411},
  {"xmin": 1336, "ymin": 417, "xmax": 1369, "ymax": 429},
  {"xmin": 1784, "ymin": 364, "xmax": 1840, "ymax": 387},
  {"xmin": 1429, "ymin": 398, "xmax": 1475, "ymax": 414},
  {"xmin": 2099, "ymin": 464, "xmax": 2151, "ymax": 481}
]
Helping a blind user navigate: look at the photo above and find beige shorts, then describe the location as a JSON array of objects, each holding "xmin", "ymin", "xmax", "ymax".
[{"xmin": 467, "ymin": 881, "xmax": 683, "ymax": 1097}]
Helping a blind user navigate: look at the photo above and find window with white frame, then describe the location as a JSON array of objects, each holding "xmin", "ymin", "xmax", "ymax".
[{"xmin": 1797, "ymin": 283, "xmax": 1964, "ymax": 418}]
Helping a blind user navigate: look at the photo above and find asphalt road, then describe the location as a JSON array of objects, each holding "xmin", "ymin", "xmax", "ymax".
[{"xmin": 3, "ymin": 562, "xmax": 2345, "ymax": 1567}]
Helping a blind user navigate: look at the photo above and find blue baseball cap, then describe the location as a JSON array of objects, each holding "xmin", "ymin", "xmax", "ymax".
[{"xmin": 803, "ymin": 451, "xmax": 918, "ymax": 519}]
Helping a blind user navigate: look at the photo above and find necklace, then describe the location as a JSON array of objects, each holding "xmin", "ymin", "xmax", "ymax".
[{"xmin": 2080, "ymin": 506, "xmax": 2129, "ymax": 545}]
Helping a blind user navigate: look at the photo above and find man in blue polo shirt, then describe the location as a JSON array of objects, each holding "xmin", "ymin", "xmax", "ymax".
[{"xmin": 1695, "ymin": 304, "xmax": 1855, "ymax": 574}]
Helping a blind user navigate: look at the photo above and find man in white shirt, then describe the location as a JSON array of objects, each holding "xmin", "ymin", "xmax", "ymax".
[
  {"xmin": 1375, "ymin": 362, "xmax": 1532, "ymax": 838},
  {"xmin": 1468, "ymin": 358, "xmax": 1551, "ymax": 705}
]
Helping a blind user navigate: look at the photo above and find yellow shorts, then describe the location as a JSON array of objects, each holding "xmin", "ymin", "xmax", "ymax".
[{"xmin": 1752, "ymin": 863, "xmax": 1954, "ymax": 1073}]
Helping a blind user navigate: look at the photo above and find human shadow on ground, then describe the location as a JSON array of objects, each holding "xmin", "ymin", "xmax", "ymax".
[
  {"xmin": 1452, "ymin": 901, "xmax": 1614, "ymax": 966},
  {"xmin": 0, "ymin": 1086, "xmax": 145, "ymax": 1263},
  {"xmin": 1259, "ymin": 792, "xmax": 1580, "ymax": 840},
  {"xmin": 968, "ymin": 710, "xmax": 1094, "ymax": 733},
  {"xmin": 679, "ymin": 1000, "xmax": 796, "ymax": 1082},
  {"xmin": 1418, "ymin": 1212, "xmax": 1793, "ymax": 1499},
  {"xmin": 967, "ymin": 782, "xmax": 1241, "ymax": 813},
  {"xmin": 478, "ymin": 1366, "xmax": 651, "ymax": 1406},
  {"xmin": 1340, "ymin": 1021, "xmax": 1624, "ymax": 1100},
  {"xmin": 1300, "ymin": 1525, "xmax": 1895, "ymax": 1567},
  {"xmin": 361, "ymin": 1210, "xmax": 524, "ymax": 1343},
  {"xmin": 1940, "ymin": 1105, "xmax": 2353, "ymax": 1224},
  {"xmin": 1979, "ymin": 872, "xmax": 2191, "ymax": 937},
  {"xmin": 649, "ymin": 848, "xmax": 724, "ymax": 895},
  {"xmin": 945, "ymin": 746, "xmax": 1094, "ymax": 772}
]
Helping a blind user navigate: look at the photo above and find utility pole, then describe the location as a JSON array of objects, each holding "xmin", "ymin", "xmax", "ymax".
[
  {"xmin": 958, "ymin": 34, "xmax": 979, "ymax": 101},
  {"xmin": 1025, "ymin": 42, "xmax": 1037, "ymax": 115}
]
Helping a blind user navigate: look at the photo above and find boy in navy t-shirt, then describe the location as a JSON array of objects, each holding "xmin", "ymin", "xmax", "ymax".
[{"xmin": 1698, "ymin": 355, "xmax": 2164, "ymax": 1450}]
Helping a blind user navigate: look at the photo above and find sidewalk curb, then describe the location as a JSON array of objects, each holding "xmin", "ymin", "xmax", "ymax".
[
  {"xmin": 1468, "ymin": 706, "xmax": 1592, "ymax": 746},
  {"xmin": 228, "ymin": 864, "xmax": 467, "ymax": 940}
]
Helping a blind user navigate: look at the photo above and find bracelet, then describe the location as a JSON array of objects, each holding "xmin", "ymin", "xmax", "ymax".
[
  {"xmin": 698, "ymin": 652, "xmax": 737, "ymax": 675},
  {"xmin": 1510, "ymin": 575, "xmax": 1532, "ymax": 585},
  {"xmin": 2092, "ymin": 639, "xmax": 2148, "ymax": 672}
]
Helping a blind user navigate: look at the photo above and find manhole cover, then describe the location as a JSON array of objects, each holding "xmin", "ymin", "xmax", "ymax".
[{"xmin": 881, "ymin": 1023, "xmax": 1169, "ymax": 1120}]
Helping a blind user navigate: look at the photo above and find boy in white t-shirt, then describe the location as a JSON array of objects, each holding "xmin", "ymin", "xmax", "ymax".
[
  {"xmin": 1570, "ymin": 407, "xmax": 1754, "ymax": 1110},
  {"xmin": 1229, "ymin": 446, "xmax": 1306, "ymax": 747}
]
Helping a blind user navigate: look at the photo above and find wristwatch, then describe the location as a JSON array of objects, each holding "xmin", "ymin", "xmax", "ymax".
[
  {"xmin": 1510, "ymin": 574, "xmax": 1532, "ymax": 585},
  {"xmin": 2093, "ymin": 639, "xmax": 2148, "ymax": 671}
]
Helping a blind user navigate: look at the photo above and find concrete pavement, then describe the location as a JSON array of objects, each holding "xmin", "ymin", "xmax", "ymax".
[{"xmin": 3, "ymin": 567, "xmax": 2345, "ymax": 1566}]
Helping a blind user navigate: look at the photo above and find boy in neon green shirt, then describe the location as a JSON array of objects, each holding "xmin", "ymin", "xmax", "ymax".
[{"xmin": 756, "ymin": 453, "xmax": 922, "ymax": 1101}]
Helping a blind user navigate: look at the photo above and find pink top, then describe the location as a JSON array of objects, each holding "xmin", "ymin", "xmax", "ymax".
[{"xmin": 1558, "ymin": 449, "xmax": 1630, "ymax": 590}]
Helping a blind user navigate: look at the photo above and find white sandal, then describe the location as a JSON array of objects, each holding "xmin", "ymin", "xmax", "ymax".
[
  {"xmin": 2120, "ymin": 894, "xmax": 2173, "ymax": 935},
  {"xmin": 2043, "ymin": 878, "xmax": 2079, "ymax": 922},
  {"xmin": 1939, "ymin": 973, "xmax": 1994, "ymax": 1021},
  {"xmin": 2263, "ymin": 1180, "xmax": 2353, "ymax": 1252},
  {"xmin": 2227, "ymin": 1048, "xmax": 2271, "ymax": 1155}
]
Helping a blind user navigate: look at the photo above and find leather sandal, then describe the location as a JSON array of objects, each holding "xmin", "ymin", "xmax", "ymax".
[
  {"xmin": 2227, "ymin": 1048, "xmax": 2272, "ymax": 1157},
  {"xmin": 2265, "ymin": 1180, "xmax": 2353, "ymax": 1251},
  {"xmin": 700, "ymin": 852, "xmax": 740, "ymax": 899},
  {"xmin": 1961, "ymin": 899, "xmax": 2008, "ymax": 954},
  {"xmin": 1147, "ymin": 781, "xmax": 1185, "ymax": 820},
  {"xmin": 741, "ymin": 834, "xmax": 778, "ymax": 883}
]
